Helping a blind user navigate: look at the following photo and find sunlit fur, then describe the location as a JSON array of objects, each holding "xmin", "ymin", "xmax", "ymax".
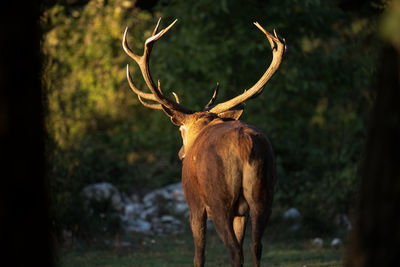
[{"xmin": 178, "ymin": 112, "xmax": 276, "ymax": 267}]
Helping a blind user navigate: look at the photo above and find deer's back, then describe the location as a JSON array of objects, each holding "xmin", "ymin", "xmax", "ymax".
[{"xmin": 181, "ymin": 120, "xmax": 275, "ymax": 212}]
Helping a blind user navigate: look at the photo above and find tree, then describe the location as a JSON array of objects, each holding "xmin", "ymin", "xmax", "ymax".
[
  {"xmin": 346, "ymin": 1, "xmax": 400, "ymax": 265},
  {"xmin": 0, "ymin": 1, "xmax": 53, "ymax": 266}
]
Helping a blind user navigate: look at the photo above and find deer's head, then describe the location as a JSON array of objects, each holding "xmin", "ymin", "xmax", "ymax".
[{"xmin": 122, "ymin": 18, "xmax": 286, "ymax": 159}]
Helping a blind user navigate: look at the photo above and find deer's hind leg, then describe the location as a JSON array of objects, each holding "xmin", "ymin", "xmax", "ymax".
[
  {"xmin": 249, "ymin": 210, "xmax": 271, "ymax": 267},
  {"xmin": 183, "ymin": 174, "xmax": 208, "ymax": 267},
  {"xmin": 189, "ymin": 207, "xmax": 207, "ymax": 267},
  {"xmin": 212, "ymin": 212, "xmax": 244, "ymax": 267},
  {"xmin": 243, "ymin": 163, "xmax": 274, "ymax": 267}
]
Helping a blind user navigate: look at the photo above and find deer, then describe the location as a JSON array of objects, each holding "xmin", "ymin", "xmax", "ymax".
[{"xmin": 122, "ymin": 18, "xmax": 286, "ymax": 267}]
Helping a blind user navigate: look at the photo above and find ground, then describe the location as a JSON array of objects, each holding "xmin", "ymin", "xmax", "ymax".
[{"xmin": 58, "ymin": 224, "xmax": 344, "ymax": 267}]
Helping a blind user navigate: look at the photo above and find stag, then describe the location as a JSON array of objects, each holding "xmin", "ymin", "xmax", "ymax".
[{"xmin": 122, "ymin": 18, "xmax": 286, "ymax": 267}]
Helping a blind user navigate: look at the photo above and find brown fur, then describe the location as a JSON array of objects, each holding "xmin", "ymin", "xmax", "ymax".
[{"xmin": 180, "ymin": 113, "xmax": 276, "ymax": 267}]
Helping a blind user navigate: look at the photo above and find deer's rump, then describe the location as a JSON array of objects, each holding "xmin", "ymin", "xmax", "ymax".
[{"xmin": 181, "ymin": 120, "xmax": 275, "ymax": 218}]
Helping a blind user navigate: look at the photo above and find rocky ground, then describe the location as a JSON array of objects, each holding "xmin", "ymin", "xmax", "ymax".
[
  {"xmin": 81, "ymin": 182, "xmax": 348, "ymax": 248},
  {"xmin": 82, "ymin": 182, "xmax": 189, "ymax": 235}
]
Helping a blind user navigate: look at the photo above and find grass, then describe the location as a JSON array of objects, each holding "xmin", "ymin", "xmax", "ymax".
[{"xmin": 58, "ymin": 223, "xmax": 345, "ymax": 267}]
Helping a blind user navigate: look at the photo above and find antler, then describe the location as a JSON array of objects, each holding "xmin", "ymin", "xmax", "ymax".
[
  {"xmin": 204, "ymin": 82, "xmax": 219, "ymax": 109},
  {"xmin": 208, "ymin": 22, "xmax": 286, "ymax": 114},
  {"xmin": 123, "ymin": 18, "xmax": 192, "ymax": 113}
]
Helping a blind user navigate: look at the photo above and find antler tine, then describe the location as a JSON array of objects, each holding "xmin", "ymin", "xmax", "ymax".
[
  {"xmin": 145, "ymin": 19, "xmax": 178, "ymax": 46},
  {"xmin": 253, "ymin": 22, "xmax": 274, "ymax": 49},
  {"xmin": 172, "ymin": 92, "xmax": 180, "ymax": 104},
  {"xmin": 138, "ymin": 95, "xmax": 163, "ymax": 110},
  {"xmin": 135, "ymin": 79, "xmax": 176, "ymax": 109},
  {"xmin": 204, "ymin": 82, "xmax": 220, "ymax": 109},
  {"xmin": 123, "ymin": 26, "xmax": 160, "ymax": 102},
  {"xmin": 209, "ymin": 22, "xmax": 286, "ymax": 114},
  {"xmin": 122, "ymin": 27, "xmax": 140, "ymax": 62},
  {"xmin": 152, "ymin": 18, "xmax": 162, "ymax": 36},
  {"xmin": 126, "ymin": 65, "xmax": 158, "ymax": 101},
  {"xmin": 123, "ymin": 18, "xmax": 192, "ymax": 114}
]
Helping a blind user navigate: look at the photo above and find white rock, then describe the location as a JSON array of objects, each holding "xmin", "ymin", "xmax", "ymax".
[
  {"xmin": 283, "ymin": 208, "xmax": 301, "ymax": 220},
  {"xmin": 330, "ymin": 238, "xmax": 342, "ymax": 248},
  {"xmin": 124, "ymin": 204, "xmax": 135, "ymax": 215},
  {"xmin": 82, "ymin": 182, "xmax": 116, "ymax": 199},
  {"xmin": 312, "ymin": 237, "xmax": 324, "ymax": 248},
  {"xmin": 140, "ymin": 206, "xmax": 158, "ymax": 221},
  {"xmin": 125, "ymin": 219, "xmax": 151, "ymax": 233},
  {"xmin": 124, "ymin": 203, "xmax": 144, "ymax": 217},
  {"xmin": 129, "ymin": 193, "xmax": 140, "ymax": 203},
  {"xmin": 153, "ymin": 215, "xmax": 183, "ymax": 235},
  {"xmin": 161, "ymin": 215, "xmax": 180, "ymax": 223},
  {"xmin": 82, "ymin": 182, "xmax": 123, "ymax": 210},
  {"xmin": 165, "ymin": 182, "xmax": 183, "ymax": 192},
  {"xmin": 142, "ymin": 191, "xmax": 157, "ymax": 207},
  {"xmin": 82, "ymin": 182, "xmax": 192, "ymax": 235},
  {"xmin": 174, "ymin": 203, "xmax": 189, "ymax": 213},
  {"xmin": 143, "ymin": 188, "xmax": 172, "ymax": 208}
]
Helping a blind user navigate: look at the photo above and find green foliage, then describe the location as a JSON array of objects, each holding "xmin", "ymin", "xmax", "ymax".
[
  {"xmin": 380, "ymin": 0, "xmax": 400, "ymax": 46},
  {"xmin": 43, "ymin": 0, "xmax": 154, "ymax": 146},
  {"xmin": 43, "ymin": 0, "xmax": 182, "ymax": 237},
  {"xmin": 43, "ymin": 0, "xmax": 382, "ymax": 237}
]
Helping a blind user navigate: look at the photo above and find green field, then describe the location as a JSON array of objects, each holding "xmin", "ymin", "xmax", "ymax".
[{"xmin": 59, "ymin": 228, "xmax": 344, "ymax": 267}]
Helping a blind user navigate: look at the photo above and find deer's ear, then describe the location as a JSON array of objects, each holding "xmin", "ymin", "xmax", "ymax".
[
  {"xmin": 178, "ymin": 146, "xmax": 185, "ymax": 160},
  {"xmin": 161, "ymin": 105, "xmax": 185, "ymax": 126},
  {"xmin": 217, "ymin": 109, "xmax": 244, "ymax": 120}
]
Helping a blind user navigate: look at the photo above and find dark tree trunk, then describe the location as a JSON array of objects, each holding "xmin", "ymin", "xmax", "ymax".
[
  {"xmin": 345, "ymin": 44, "xmax": 400, "ymax": 266},
  {"xmin": 0, "ymin": 2, "xmax": 53, "ymax": 266}
]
